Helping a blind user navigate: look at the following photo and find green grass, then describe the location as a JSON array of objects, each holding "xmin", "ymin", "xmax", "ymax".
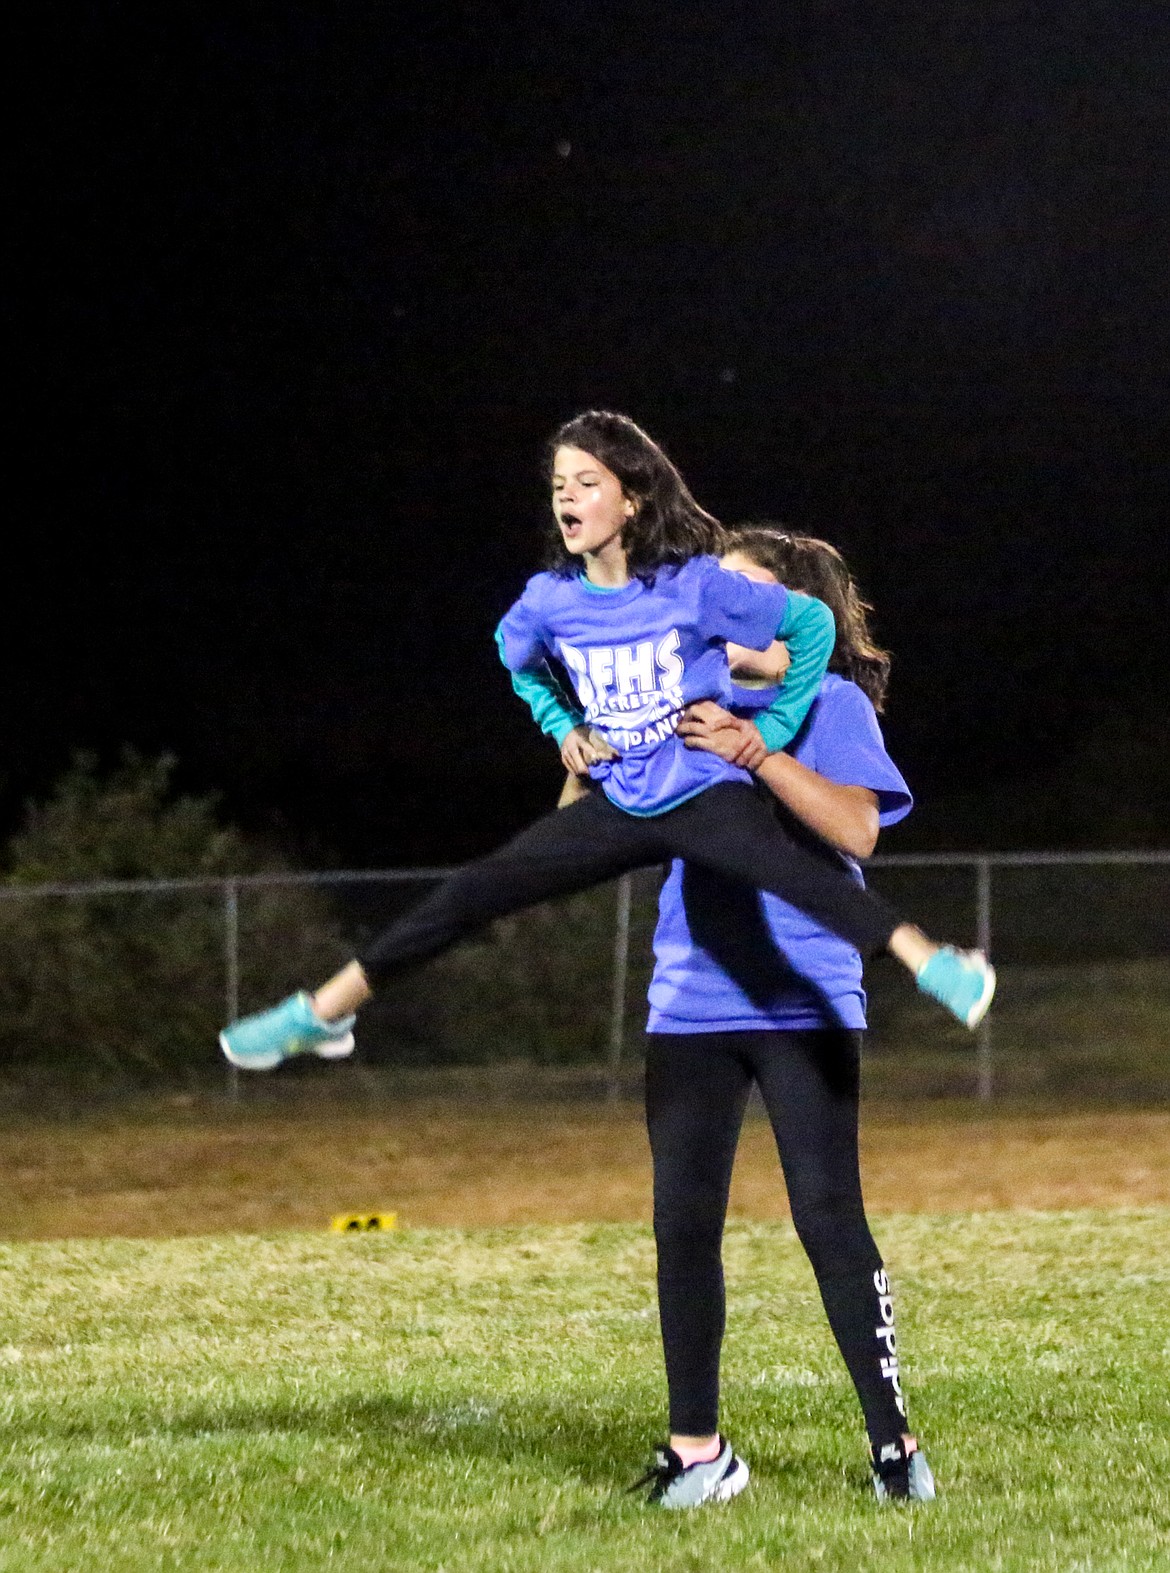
[{"xmin": 1, "ymin": 1213, "xmax": 1168, "ymax": 1572}]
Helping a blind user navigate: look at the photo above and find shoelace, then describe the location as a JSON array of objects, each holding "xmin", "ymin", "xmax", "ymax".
[
  {"xmin": 626, "ymin": 1450, "xmax": 683, "ymax": 1497},
  {"xmin": 872, "ymin": 1441, "xmax": 915, "ymax": 1497}
]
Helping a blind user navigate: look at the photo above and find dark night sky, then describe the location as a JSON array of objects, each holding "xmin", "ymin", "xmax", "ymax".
[{"xmin": 13, "ymin": 0, "xmax": 1170, "ymax": 864}]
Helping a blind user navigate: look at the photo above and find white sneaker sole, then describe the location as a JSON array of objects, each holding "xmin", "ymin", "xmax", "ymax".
[
  {"xmin": 963, "ymin": 958, "xmax": 997, "ymax": 1029},
  {"xmin": 709, "ymin": 1457, "xmax": 750, "ymax": 1503},
  {"xmin": 219, "ymin": 1030, "xmax": 356, "ymax": 1071},
  {"xmin": 312, "ymin": 1032, "xmax": 357, "ymax": 1061}
]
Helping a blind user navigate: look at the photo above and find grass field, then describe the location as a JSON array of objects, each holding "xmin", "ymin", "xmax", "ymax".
[
  {"xmin": 2, "ymin": 1210, "xmax": 1169, "ymax": 1571},
  {"xmin": 2, "ymin": 1089, "xmax": 1168, "ymax": 1569}
]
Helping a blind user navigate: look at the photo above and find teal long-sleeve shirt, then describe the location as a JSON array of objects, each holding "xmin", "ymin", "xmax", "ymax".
[{"xmin": 501, "ymin": 588, "xmax": 835, "ymax": 756}]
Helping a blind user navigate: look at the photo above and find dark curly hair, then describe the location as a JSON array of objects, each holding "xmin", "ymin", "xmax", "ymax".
[
  {"xmin": 545, "ymin": 411, "xmax": 726, "ymax": 580},
  {"xmin": 727, "ymin": 525, "xmax": 892, "ymax": 712}
]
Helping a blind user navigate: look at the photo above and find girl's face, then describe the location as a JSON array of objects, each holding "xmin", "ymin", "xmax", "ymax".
[
  {"xmin": 720, "ymin": 548, "xmax": 789, "ymax": 682},
  {"xmin": 720, "ymin": 547, "xmax": 778, "ymax": 587},
  {"xmin": 551, "ymin": 445, "xmax": 635, "ymax": 559}
]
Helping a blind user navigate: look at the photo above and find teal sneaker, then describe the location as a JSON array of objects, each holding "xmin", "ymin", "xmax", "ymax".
[
  {"xmin": 916, "ymin": 947, "xmax": 996, "ymax": 1029},
  {"xmin": 872, "ymin": 1440, "xmax": 936, "ymax": 1502},
  {"xmin": 219, "ymin": 993, "xmax": 356, "ymax": 1071},
  {"xmin": 629, "ymin": 1438, "xmax": 750, "ymax": 1510}
]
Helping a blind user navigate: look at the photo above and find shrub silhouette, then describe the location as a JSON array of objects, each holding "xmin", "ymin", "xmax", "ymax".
[{"xmin": 0, "ymin": 753, "xmax": 346, "ymax": 1087}]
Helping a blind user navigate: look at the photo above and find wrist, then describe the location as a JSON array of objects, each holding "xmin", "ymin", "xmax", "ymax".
[{"xmin": 552, "ymin": 718, "xmax": 585, "ymax": 747}]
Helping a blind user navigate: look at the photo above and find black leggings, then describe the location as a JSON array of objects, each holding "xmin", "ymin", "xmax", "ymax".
[
  {"xmin": 646, "ymin": 1029, "xmax": 908, "ymax": 1450},
  {"xmin": 359, "ymin": 783, "xmax": 899, "ymax": 984}
]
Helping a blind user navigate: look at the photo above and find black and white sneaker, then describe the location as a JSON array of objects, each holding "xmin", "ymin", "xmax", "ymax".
[
  {"xmin": 629, "ymin": 1437, "xmax": 750, "ymax": 1510},
  {"xmin": 871, "ymin": 1438, "xmax": 936, "ymax": 1502}
]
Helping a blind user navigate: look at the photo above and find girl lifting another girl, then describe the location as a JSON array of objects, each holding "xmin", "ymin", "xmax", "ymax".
[
  {"xmin": 630, "ymin": 527, "xmax": 936, "ymax": 1508},
  {"xmin": 221, "ymin": 411, "xmax": 992, "ymax": 1082}
]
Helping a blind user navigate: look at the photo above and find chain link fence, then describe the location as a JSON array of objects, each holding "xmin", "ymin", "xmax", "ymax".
[{"xmin": 0, "ymin": 853, "xmax": 1167, "ymax": 1106}]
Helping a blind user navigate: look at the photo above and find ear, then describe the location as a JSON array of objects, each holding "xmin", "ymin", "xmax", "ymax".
[{"xmin": 623, "ymin": 494, "xmax": 639, "ymax": 518}]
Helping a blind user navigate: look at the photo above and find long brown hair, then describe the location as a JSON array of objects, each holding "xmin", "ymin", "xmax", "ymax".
[
  {"xmin": 728, "ymin": 525, "xmax": 892, "ymax": 712},
  {"xmin": 545, "ymin": 411, "xmax": 726, "ymax": 580}
]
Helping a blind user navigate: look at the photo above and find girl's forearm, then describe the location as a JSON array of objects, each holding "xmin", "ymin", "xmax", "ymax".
[
  {"xmin": 753, "ymin": 591, "xmax": 835, "ymax": 751},
  {"xmin": 509, "ymin": 664, "xmax": 582, "ymax": 744},
  {"xmin": 754, "ymin": 750, "xmax": 880, "ymax": 859}
]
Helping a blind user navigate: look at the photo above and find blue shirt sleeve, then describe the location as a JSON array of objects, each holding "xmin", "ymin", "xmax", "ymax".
[
  {"xmin": 494, "ymin": 578, "xmax": 582, "ymax": 746},
  {"xmin": 804, "ymin": 680, "xmax": 914, "ymax": 826},
  {"xmin": 753, "ymin": 591, "xmax": 836, "ymax": 752},
  {"xmin": 697, "ymin": 557, "xmax": 790, "ymax": 650},
  {"xmin": 495, "ymin": 579, "xmax": 549, "ymax": 673}
]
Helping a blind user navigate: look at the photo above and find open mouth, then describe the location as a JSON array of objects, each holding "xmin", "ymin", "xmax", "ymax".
[{"xmin": 560, "ymin": 512, "xmax": 582, "ymax": 532}]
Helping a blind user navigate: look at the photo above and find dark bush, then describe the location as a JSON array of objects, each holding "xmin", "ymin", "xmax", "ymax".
[{"xmin": 0, "ymin": 754, "xmax": 346, "ymax": 1087}]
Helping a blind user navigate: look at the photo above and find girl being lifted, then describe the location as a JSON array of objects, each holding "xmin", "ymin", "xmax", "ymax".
[{"xmin": 221, "ymin": 411, "xmax": 993, "ymax": 1070}]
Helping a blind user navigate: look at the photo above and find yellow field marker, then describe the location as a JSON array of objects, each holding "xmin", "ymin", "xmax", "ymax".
[{"xmin": 330, "ymin": 1212, "xmax": 398, "ymax": 1233}]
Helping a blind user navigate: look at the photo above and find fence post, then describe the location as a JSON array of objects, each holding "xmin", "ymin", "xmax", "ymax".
[
  {"xmin": 224, "ymin": 879, "xmax": 240, "ymax": 1102},
  {"xmin": 975, "ymin": 859, "xmax": 993, "ymax": 1102},
  {"xmin": 606, "ymin": 873, "xmax": 633, "ymax": 1102}
]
